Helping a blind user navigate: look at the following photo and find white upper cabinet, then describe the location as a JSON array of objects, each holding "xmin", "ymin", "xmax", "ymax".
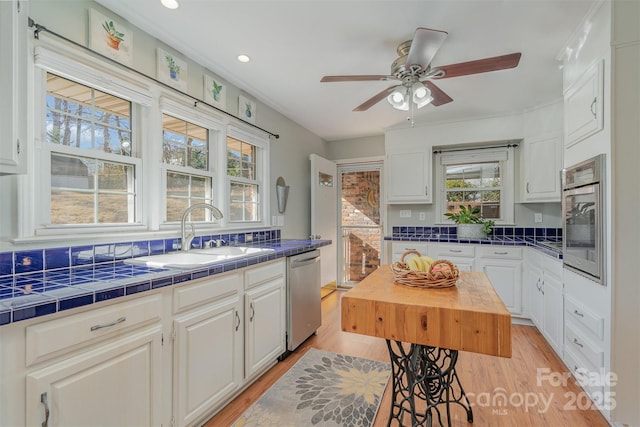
[
  {"xmin": 0, "ymin": 0, "xmax": 28, "ymax": 175},
  {"xmin": 386, "ymin": 145, "xmax": 432, "ymax": 204},
  {"xmin": 521, "ymin": 133, "xmax": 562, "ymax": 202},
  {"xmin": 564, "ymin": 60, "xmax": 604, "ymax": 148}
]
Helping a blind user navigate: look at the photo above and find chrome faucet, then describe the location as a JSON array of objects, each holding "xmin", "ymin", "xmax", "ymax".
[{"xmin": 180, "ymin": 203, "xmax": 223, "ymax": 251}]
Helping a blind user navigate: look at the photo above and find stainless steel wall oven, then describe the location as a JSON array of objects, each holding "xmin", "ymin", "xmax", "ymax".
[{"xmin": 562, "ymin": 154, "xmax": 605, "ymax": 284}]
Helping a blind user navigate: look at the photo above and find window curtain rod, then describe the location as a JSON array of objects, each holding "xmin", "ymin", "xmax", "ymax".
[
  {"xmin": 432, "ymin": 143, "xmax": 518, "ymax": 154},
  {"xmin": 29, "ymin": 18, "xmax": 280, "ymax": 140}
]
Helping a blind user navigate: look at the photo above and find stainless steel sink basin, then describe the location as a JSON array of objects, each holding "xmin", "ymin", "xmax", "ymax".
[{"xmin": 124, "ymin": 247, "xmax": 275, "ymax": 269}]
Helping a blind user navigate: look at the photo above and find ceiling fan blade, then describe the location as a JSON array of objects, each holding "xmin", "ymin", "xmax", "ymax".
[
  {"xmin": 353, "ymin": 85, "xmax": 399, "ymax": 111},
  {"xmin": 405, "ymin": 27, "xmax": 448, "ymax": 70},
  {"xmin": 321, "ymin": 75, "xmax": 395, "ymax": 83},
  {"xmin": 432, "ymin": 52, "xmax": 522, "ymax": 79},
  {"xmin": 423, "ymin": 81, "xmax": 453, "ymax": 106}
]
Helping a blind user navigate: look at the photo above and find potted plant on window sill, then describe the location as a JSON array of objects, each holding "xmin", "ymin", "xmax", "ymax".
[{"xmin": 445, "ymin": 205, "xmax": 495, "ymax": 239}]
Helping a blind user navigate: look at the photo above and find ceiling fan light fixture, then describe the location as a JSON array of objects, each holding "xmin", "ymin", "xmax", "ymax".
[
  {"xmin": 412, "ymin": 81, "xmax": 433, "ymax": 108},
  {"xmin": 387, "ymin": 87, "xmax": 409, "ymax": 110}
]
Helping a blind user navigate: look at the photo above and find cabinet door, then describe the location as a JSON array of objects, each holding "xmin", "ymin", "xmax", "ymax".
[
  {"xmin": 477, "ymin": 259, "xmax": 523, "ymax": 315},
  {"xmin": 245, "ymin": 277, "xmax": 285, "ymax": 378},
  {"xmin": 173, "ymin": 293, "xmax": 242, "ymax": 426},
  {"xmin": 386, "ymin": 149, "xmax": 432, "ymax": 203},
  {"xmin": 564, "ymin": 60, "xmax": 604, "ymax": 148},
  {"xmin": 526, "ymin": 265, "xmax": 544, "ymax": 329},
  {"xmin": 26, "ymin": 326, "xmax": 163, "ymax": 427},
  {"xmin": 522, "ymin": 134, "xmax": 562, "ymax": 202},
  {"xmin": 542, "ymin": 273, "xmax": 563, "ymax": 357},
  {"xmin": 0, "ymin": 0, "xmax": 27, "ymax": 174}
]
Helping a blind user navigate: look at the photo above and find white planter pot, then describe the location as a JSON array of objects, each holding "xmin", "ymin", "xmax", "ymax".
[{"xmin": 456, "ymin": 224, "xmax": 487, "ymax": 239}]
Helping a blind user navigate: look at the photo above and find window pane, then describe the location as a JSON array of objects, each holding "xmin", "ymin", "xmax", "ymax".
[
  {"xmin": 46, "ymin": 73, "xmax": 132, "ymax": 156},
  {"xmin": 445, "ymin": 160, "xmax": 502, "ymax": 221},
  {"xmin": 162, "ymin": 114, "xmax": 208, "ymax": 170},
  {"xmin": 166, "ymin": 198, "xmax": 188, "ymax": 222},
  {"xmin": 50, "ymin": 154, "xmax": 135, "ymax": 225},
  {"xmin": 51, "ymin": 190, "xmax": 95, "ymax": 224},
  {"xmin": 191, "ymin": 176, "xmax": 207, "ymax": 198},
  {"xmin": 167, "ymin": 172, "xmax": 189, "ymax": 197}
]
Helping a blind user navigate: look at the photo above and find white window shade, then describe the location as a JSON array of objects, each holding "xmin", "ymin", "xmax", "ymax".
[{"xmin": 439, "ymin": 147, "xmax": 510, "ymax": 165}]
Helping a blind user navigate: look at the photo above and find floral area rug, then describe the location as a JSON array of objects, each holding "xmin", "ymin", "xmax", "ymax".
[{"xmin": 232, "ymin": 348, "xmax": 390, "ymax": 427}]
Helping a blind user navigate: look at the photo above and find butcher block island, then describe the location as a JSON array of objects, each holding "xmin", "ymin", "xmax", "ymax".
[
  {"xmin": 341, "ymin": 265, "xmax": 512, "ymax": 425},
  {"xmin": 341, "ymin": 265, "xmax": 512, "ymax": 357}
]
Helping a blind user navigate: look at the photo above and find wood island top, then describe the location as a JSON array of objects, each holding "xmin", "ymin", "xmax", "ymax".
[{"xmin": 341, "ymin": 265, "xmax": 512, "ymax": 358}]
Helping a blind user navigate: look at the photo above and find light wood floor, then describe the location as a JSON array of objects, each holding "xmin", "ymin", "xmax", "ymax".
[{"xmin": 204, "ymin": 291, "xmax": 610, "ymax": 426}]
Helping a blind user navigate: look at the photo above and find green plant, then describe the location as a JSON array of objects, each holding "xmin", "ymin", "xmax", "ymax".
[
  {"xmin": 445, "ymin": 204, "xmax": 495, "ymax": 234},
  {"xmin": 165, "ymin": 55, "xmax": 181, "ymax": 74},
  {"xmin": 102, "ymin": 20, "xmax": 124, "ymax": 42}
]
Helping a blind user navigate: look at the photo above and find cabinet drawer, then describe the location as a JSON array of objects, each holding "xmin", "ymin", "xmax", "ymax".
[
  {"xmin": 431, "ymin": 244, "xmax": 474, "ymax": 258},
  {"xmin": 391, "ymin": 242, "xmax": 429, "ymax": 262},
  {"xmin": 26, "ymin": 294, "xmax": 163, "ymax": 366},
  {"xmin": 565, "ymin": 296, "xmax": 604, "ymax": 340},
  {"xmin": 245, "ymin": 259, "xmax": 285, "ymax": 289},
  {"xmin": 173, "ymin": 271, "xmax": 241, "ymax": 314},
  {"xmin": 563, "ymin": 346, "xmax": 604, "ymax": 401},
  {"xmin": 478, "ymin": 246, "xmax": 522, "ymax": 260},
  {"xmin": 565, "ymin": 323, "xmax": 604, "ymax": 370}
]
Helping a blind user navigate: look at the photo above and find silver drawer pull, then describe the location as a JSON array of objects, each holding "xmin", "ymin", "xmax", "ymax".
[
  {"xmin": 493, "ymin": 251, "xmax": 508, "ymax": 255},
  {"xmin": 572, "ymin": 338, "xmax": 584, "ymax": 348},
  {"xmin": 573, "ymin": 309, "xmax": 584, "ymax": 318},
  {"xmin": 235, "ymin": 311, "xmax": 240, "ymax": 331},
  {"xmin": 41, "ymin": 392, "xmax": 50, "ymax": 427},
  {"xmin": 449, "ymin": 249, "xmax": 462, "ymax": 253},
  {"xmin": 90, "ymin": 316, "xmax": 126, "ymax": 332}
]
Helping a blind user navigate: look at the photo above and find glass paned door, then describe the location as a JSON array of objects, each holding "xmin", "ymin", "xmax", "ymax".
[{"xmin": 338, "ymin": 164, "xmax": 382, "ymax": 286}]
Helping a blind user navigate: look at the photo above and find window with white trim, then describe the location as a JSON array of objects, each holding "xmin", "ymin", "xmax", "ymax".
[
  {"xmin": 161, "ymin": 113, "xmax": 214, "ymax": 222},
  {"xmin": 435, "ymin": 146, "xmax": 515, "ymax": 224},
  {"xmin": 227, "ymin": 135, "xmax": 261, "ymax": 222},
  {"xmin": 45, "ymin": 73, "xmax": 138, "ymax": 225}
]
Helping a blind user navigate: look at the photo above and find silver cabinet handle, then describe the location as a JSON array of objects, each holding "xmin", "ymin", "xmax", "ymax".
[
  {"xmin": 449, "ymin": 249, "xmax": 462, "ymax": 253},
  {"xmin": 590, "ymin": 97, "xmax": 597, "ymax": 119},
  {"xmin": 425, "ymin": 185, "xmax": 428, "ymax": 196},
  {"xmin": 235, "ymin": 311, "xmax": 240, "ymax": 331},
  {"xmin": 41, "ymin": 392, "xmax": 50, "ymax": 427},
  {"xmin": 493, "ymin": 251, "xmax": 508, "ymax": 255},
  {"xmin": 541, "ymin": 281, "xmax": 545, "ymax": 295},
  {"xmin": 526, "ymin": 182, "xmax": 530, "ymax": 194},
  {"xmin": 250, "ymin": 302, "xmax": 255, "ymax": 322},
  {"xmin": 90, "ymin": 316, "xmax": 126, "ymax": 332},
  {"xmin": 572, "ymin": 338, "xmax": 584, "ymax": 348},
  {"xmin": 573, "ymin": 309, "xmax": 584, "ymax": 318}
]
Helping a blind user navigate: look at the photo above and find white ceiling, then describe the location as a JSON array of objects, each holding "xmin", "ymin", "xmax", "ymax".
[{"xmin": 95, "ymin": 0, "xmax": 595, "ymax": 142}]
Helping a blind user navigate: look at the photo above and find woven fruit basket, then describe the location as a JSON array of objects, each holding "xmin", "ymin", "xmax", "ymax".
[{"xmin": 392, "ymin": 250, "xmax": 459, "ymax": 288}]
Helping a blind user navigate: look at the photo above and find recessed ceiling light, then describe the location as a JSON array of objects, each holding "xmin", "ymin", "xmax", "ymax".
[
  {"xmin": 161, "ymin": 0, "xmax": 179, "ymax": 10},
  {"xmin": 237, "ymin": 54, "xmax": 251, "ymax": 63}
]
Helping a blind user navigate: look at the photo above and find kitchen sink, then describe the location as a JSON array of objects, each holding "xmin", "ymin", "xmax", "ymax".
[{"xmin": 124, "ymin": 247, "xmax": 275, "ymax": 269}]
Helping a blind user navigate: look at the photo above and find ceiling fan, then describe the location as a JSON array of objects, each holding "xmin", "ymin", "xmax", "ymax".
[{"xmin": 320, "ymin": 27, "xmax": 522, "ymax": 111}]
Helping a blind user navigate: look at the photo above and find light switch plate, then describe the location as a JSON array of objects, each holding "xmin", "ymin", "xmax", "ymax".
[
  {"xmin": 419, "ymin": 212, "xmax": 426, "ymax": 221},
  {"xmin": 534, "ymin": 212, "xmax": 543, "ymax": 223},
  {"xmin": 399, "ymin": 210, "xmax": 412, "ymax": 218}
]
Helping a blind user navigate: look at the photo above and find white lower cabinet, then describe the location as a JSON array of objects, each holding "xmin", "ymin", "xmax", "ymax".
[
  {"xmin": 428, "ymin": 243, "xmax": 475, "ymax": 272},
  {"xmin": 26, "ymin": 326, "xmax": 163, "ymax": 427},
  {"xmin": 525, "ymin": 250, "xmax": 564, "ymax": 357},
  {"xmin": 2, "ymin": 259, "xmax": 287, "ymax": 427},
  {"xmin": 476, "ymin": 247, "xmax": 523, "ymax": 316},
  {"xmin": 244, "ymin": 260, "xmax": 286, "ymax": 380},
  {"xmin": 172, "ymin": 272, "xmax": 243, "ymax": 427}
]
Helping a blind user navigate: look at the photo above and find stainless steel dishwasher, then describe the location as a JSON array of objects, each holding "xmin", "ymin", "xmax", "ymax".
[{"xmin": 286, "ymin": 249, "xmax": 321, "ymax": 351}]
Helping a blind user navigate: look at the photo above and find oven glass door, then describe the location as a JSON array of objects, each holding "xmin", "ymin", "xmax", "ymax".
[{"xmin": 563, "ymin": 184, "xmax": 602, "ymax": 282}]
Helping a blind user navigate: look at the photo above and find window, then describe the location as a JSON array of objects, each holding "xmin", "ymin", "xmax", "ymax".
[
  {"xmin": 436, "ymin": 146, "xmax": 515, "ymax": 224},
  {"xmin": 162, "ymin": 114, "xmax": 213, "ymax": 222},
  {"xmin": 45, "ymin": 73, "xmax": 137, "ymax": 225},
  {"xmin": 227, "ymin": 136, "xmax": 260, "ymax": 222}
]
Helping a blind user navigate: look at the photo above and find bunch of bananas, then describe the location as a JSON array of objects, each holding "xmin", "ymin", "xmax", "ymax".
[{"xmin": 406, "ymin": 255, "xmax": 436, "ymax": 272}]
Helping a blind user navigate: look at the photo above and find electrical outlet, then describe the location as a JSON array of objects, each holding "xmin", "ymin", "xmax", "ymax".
[
  {"xmin": 419, "ymin": 212, "xmax": 426, "ymax": 221},
  {"xmin": 534, "ymin": 212, "xmax": 543, "ymax": 223},
  {"xmin": 399, "ymin": 210, "xmax": 412, "ymax": 218}
]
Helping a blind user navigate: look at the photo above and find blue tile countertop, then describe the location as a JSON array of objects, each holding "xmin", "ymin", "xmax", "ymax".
[
  {"xmin": 385, "ymin": 225, "xmax": 563, "ymax": 260},
  {"xmin": 0, "ymin": 239, "xmax": 331, "ymax": 327}
]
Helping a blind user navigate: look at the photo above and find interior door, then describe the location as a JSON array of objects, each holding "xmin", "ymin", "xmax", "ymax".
[{"xmin": 310, "ymin": 154, "xmax": 337, "ymax": 289}]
